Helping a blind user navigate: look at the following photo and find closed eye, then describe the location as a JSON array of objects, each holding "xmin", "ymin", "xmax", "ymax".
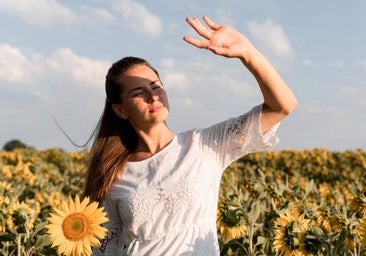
[
  {"xmin": 132, "ymin": 91, "xmax": 143, "ymax": 97},
  {"xmin": 151, "ymin": 81, "xmax": 163, "ymax": 90}
]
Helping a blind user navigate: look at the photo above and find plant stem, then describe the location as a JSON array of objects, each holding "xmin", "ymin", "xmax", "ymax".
[{"xmin": 17, "ymin": 234, "xmax": 21, "ymax": 256}]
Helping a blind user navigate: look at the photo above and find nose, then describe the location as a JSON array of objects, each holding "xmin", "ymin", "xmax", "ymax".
[{"xmin": 146, "ymin": 90, "xmax": 159, "ymax": 103}]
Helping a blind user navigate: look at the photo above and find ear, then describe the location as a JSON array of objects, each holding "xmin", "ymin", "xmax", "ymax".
[{"xmin": 112, "ymin": 104, "xmax": 128, "ymax": 119}]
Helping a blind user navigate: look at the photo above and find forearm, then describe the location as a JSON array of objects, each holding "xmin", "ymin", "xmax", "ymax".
[{"xmin": 239, "ymin": 47, "xmax": 298, "ymax": 115}]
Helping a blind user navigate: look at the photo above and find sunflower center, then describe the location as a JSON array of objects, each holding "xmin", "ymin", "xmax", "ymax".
[
  {"xmin": 62, "ymin": 212, "xmax": 89, "ymax": 240},
  {"xmin": 223, "ymin": 207, "xmax": 245, "ymax": 227}
]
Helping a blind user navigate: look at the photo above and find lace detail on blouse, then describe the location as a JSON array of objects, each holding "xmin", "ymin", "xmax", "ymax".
[
  {"xmin": 131, "ymin": 178, "xmax": 195, "ymax": 224},
  {"xmin": 98, "ymin": 225, "xmax": 122, "ymax": 253},
  {"xmin": 226, "ymin": 112, "xmax": 250, "ymax": 155}
]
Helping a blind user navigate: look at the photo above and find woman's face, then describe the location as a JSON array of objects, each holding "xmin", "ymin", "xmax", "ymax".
[{"xmin": 113, "ymin": 64, "xmax": 170, "ymax": 130}]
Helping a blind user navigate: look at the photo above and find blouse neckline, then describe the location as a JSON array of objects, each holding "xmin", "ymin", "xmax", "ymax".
[{"xmin": 126, "ymin": 135, "xmax": 177, "ymax": 164}]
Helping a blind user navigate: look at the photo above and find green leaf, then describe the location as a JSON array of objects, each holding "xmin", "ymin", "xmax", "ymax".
[
  {"xmin": 35, "ymin": 234, "xmax": 51, "ymax": 248},
  {"xmin": 0, "ymin": 233, "xmax": 16, "ymax": 242}
]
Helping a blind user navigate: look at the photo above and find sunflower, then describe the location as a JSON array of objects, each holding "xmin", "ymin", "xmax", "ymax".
[
  {"xmin": 300, "ymin": 226, "xmax": 327, "ymax": 255},
  {"xmin": 48, "ymin": 191, "xmax": 64, "ymax": 208},
  {"xmin": 315, "ymin": 207, "xmax": 343, "ymax": 232},
  {"xmin": 7, "ymin": 201, "xmax": 37, "ymax": 233},
  {"xmin": 217, "ymin": 195, "xmax": 247, "ymax": 239},
  {"xmin": 273, "ymin": 207, "xmax": 310, "ymax": 256},
  {"xmin": 340, "ymin": 185, "xmax": 355, "ymax": 202},
  {"xmin": 0, "ymin": 195, "xmax": 10, "ymax": 209},
  {"xmin": 349, "ymin": 194, "xmax": 366, "ymax": 215},
  {"xmin": 46, "ymin": 195, "xmax": 109, "ymax": 256},
  {"xmin": 318, "ymin": 183, "xmax": 335, "ymax": 205},
  {"xmin": 0, "ymin": 181, "xmax": 12, "ymax": 197},
  {"xmin": 0, "ymin": 195, "xmax": 11, "ymax": 232},
  {"xmin": 358, "ymin": 217, "xmax": 366, "ymax": 246}
]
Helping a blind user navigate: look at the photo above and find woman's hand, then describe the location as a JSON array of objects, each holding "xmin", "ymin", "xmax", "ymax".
[
  {"xmin": 183, "ymin": 16, "xmax": 298, "ymax": 134},
  {"xmin": 183, "ymin": 16, "xmax": 253, "ymax": 59}
]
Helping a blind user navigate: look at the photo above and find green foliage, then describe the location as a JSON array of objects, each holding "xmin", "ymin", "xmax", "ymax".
[
  {"xmin": 1, "ymin": 147, "xmax": 366, "ymax": 255},
  {"xmin": 0, "ymin": 148, "xmax": 88, "ymax": 255},
  {"xmin": 219, "ymin": 148, "xmax": 366, "ymax": 255}
]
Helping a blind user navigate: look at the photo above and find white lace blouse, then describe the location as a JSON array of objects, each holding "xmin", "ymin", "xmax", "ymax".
[{"xmin": 93, "ymin": 104, "xmax": 280, "ymax": 256}]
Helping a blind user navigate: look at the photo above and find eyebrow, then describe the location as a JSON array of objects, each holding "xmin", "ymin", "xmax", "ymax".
[{"xmin": 128, "ymin": 80, "xmax": 161, "ymax": 94}]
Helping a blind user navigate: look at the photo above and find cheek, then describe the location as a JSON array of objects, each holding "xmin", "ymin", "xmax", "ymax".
[{"xmin": 123, "ymin": 100, "xmax": 142, "ymax": 115}]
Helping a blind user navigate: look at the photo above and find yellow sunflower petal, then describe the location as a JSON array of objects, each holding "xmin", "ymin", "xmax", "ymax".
[
  {"xmin": 69, "ymin": 196, "xmax": 77, "ymax": 212},
  {"xmin": 53, "ymin": 207, "xmax": 68, "ymax": 218},
  {"xmin": 83, "ymin": 201, "xmax": 99, "ymax": 216},
  {"xmin": 75, "ymin": 195, "xmax": 84, "ymax": 212},
  {"xmin": 46, "ymin": 195, "xmax": 109, "ymax": 256},
  {"xmin": 81, "ymin": 238, "xmax": 93, "ymax": 256},
  {"xmin": 80, "ymin": 196, "xmax": 90, "ymax": 211},
  {"xmin": 61, "ymin": 200, "xmax": 70, "ymax": 214}
]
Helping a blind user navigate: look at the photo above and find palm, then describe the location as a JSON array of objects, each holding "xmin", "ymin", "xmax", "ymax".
[{"xmin": 183, "ymin": 16, "xmax": 251, "ymax": 58}]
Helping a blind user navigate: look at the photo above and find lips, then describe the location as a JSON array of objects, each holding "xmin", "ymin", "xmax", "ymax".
[{"xmin": 149, "ymin": 105, "xmax": 164, "ymax": 113}]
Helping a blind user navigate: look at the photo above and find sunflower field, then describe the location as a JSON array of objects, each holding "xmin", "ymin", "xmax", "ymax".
[{"xmin": 1, "ymin": 145, "xmax": 366, "ymax": 255}]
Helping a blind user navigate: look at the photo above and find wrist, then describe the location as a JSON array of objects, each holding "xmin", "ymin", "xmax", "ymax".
[{"xmin": 239, "ymin": 46, "xmax": 261, "ymax": 66}]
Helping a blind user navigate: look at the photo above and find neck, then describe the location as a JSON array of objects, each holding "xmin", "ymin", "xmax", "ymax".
[{"xmin": 130, "ymin": 124, "xmax": 174, "ymax": 161}]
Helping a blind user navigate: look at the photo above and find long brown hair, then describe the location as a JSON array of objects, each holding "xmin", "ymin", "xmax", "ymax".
[{"xmin": 83, "ymin": 56, "xmax": 160, "ymax": 201}]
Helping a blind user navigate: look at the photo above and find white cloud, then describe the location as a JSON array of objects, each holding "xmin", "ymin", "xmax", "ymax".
[
  {"xmin": 48, "ymin": 48, "xmax": 109, "ymax": 88},
  {"xmin": 330, "ymin": 61, "xmax": 345, "ymax": 68},
  {"xmin": 0, "ymin": 1, "xmax": 117, "ymax": 32},
  {"xmin": 247, "ymin": 19, "xmax": 295, "ymax": 61},
  {"xmin": 161, "ymin": 71, "xmax": 187, "ymax": 93},
  {"xmin": 79, "ymin": 6, "xmax": 116, "ymax": 31},
  {"xmin": 0, "ymin": 43, "xmax": 109, "ymax": 97},
  {"xmin": 0, "ymin": 44, "xmax": 112, "ymax": 150},
  {"xmin": 112, "ymin": 0, "xmax": 162, "ymax": 37},
  {"xmin": 0, "ymin": 43, "xmax": 38, "ymax": 83},
  {"xmin": 81, "ymin": 6, "xmax": 115, "ymax": 22},
  {"xmin": 0, "ymin": 0, "xmax": 76, "ymax": 27},
  {"xmin": 160, "ymin": 58, "xmax": 176, "ymax": 69}
]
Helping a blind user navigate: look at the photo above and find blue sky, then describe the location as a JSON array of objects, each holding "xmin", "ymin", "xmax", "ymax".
[{"xmin": 0, "ymin": 0, "xmax": 365, "ymax": 151}]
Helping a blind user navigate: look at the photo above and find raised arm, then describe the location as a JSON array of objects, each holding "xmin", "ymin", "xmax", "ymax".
[{"xmin": 183, "ymin": 16, "xmax": 298, "ymax": 134}]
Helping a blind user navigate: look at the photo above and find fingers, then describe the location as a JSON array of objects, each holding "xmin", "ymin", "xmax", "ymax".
[
  {"xmin": 183, "ymin": 16, "xmax": 221, "ymax": 49},
  {"xmin": 185, "ymin": 16, "xmax": 218, "ymax": 40},
  {"xmin": 203, "ymin": 16, "xmax": 220, "ymax": 30},
  {"xmin": 183, "ymin": 36, "xmax": 209, "ymax": 49}
]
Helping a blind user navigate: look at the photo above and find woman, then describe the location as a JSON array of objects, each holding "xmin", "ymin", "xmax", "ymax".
[{"xmin": 88, "ymin": 16, "xmax": 298, "ymax": 255}]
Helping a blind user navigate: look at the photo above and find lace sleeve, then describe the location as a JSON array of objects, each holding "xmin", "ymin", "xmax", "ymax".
[
  {"xmin": 92, "ymin": 195, "xmax": 125, "ymax": 256},
  {"xmin": 225, "ymin": 104, "xmax": 280, "ymax": 163},
  {"xmin": 200, "ymin": 104, "xmax": 280, "ymax": 169}
]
